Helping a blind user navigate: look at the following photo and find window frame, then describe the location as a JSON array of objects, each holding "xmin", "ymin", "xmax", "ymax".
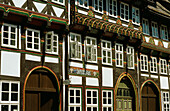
[
  {"xmin": 86, "ymin": 89, "xmax": 98, "ymax": 111},
  {"xmin": 69, "ymin": 32, "xmax": 82, "ymax": 61},
  {"xmin": 140, "ymin": 54, "xmax": 148, "ymax": 72},
  {"xmin": 159, "ymin": 59, "xmax": 167, "ymax": 74},
  {"xmin": 1, "ymin": 23, "xmax": 19, "ymax": 48},
  {"xmin": 160, "ymin": 25, "xmax": 168, "ymax": 40},
  {"xmin": 120, "ymin": 2, "xmax": 129, "ymax": 22},
  {"xmin": 68, "ymin": 88, "xmax": 82, "ymax": 111},
  {"xmin": 151, "ymin": 21, "xmax": 159, "ymax": 37},
  {"xmin": 162, "ymin": 91, "xmax": 170, "ymax": 111},
  {"xmin": 132, "ymin": 6, "xmax": 140, "ymax": 25},
  {"xmin": 26, "ymin": 28, "xmax": 41, "ymax": 52},
  {"xmin": 142, "ymin": 18, "xmax": 150, "ymax": 35},
  {"xmin": 78, "ymin": 0, "xmax": 89, "ymax": 9},
  {"xmin": 0, "ymin": 81, "xmax": 20, "ymax": 111},
  {"xmin": 115, "ymin": 43, "xmax": 124, "ymax": 68},
  {"xmin": 52, "ymin": 0, "xmax": 65, "ymax": 5},
  {"xmin": 126, "ymin": 46, "xmax": 134, "ymax": 69},
  {"xmin": 93, "ymin": 0, "xmax": 103, "ymax": 13},
  {"xmin": 102, "ymin": 40, "xmax": 112, "ymax": 65},
  {"xmin": 150, "ymin": 57, "xmax": 157, "ymax": 73},
  {"xmin": 85, "ymin": 36, "xmax": 97, "ymax": 63},
  {"xmin": 102, "ymin": 90, "xmax": 113, "ymax": 111},
  {"xmin": 108, "ymin": 0, "xmax": 117, "ymax": 18},
  {"xmin": 45, "ymin": 31, "xmax": 59, "ymax": 55}
]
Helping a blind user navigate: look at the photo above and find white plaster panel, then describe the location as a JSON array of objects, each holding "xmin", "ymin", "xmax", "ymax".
[
  {"xmin": 95, "ymin": 15, "xmax": 102, "ymax": 19},
  {"xmin": 25, "ymin": 54, "xmax": 41, "ymax": 62},
  {"xmin": 141, "ymin": 74, "xmax": 149, "ymax": 77},
  {"xmin": 108, "ymin": 19, "xmax": 116, "ymax": 23},
  {"xmin": 122, "ymin": 24, "xmax": 128, "ymax": 27},
  {"xmin": 151, "ymin": 75, "xmax": 158, "ymax": 78},
  {"xmin": 78, "ymin": 9, "xmax": 87, "ymax": 15},
  {"xmin": 154, "ymin": 39, "xmax": 158, "ymax": 45},
  {"xmin": 102, "ymin": 67, "xmax": 113, "ymax": 87},
  {"xmin": 69, "ymin": 62, "xmax": 83, "ymax": 68},
  {"xmin": 52, "ymin": 6, "xmax": 64, "ymax": 17},
  {"xmin": 1, "ymin": 51, "xmax": 20, "ymax": 77},
  {"xmin": 134, "ymin": 28, "xmax": 139, "ymax": 30},
  {"xmin": 86, "ymin": 64, "xmax": 98, "ymax": 70},
  {"xmin": 145, "ymin": 36, "xmax": 149, "ymax": 43},
  {"xmin": 13, "ymin": 0, "xmax": 26, "ymax": 8},
  {"xmin": 33, "ymin": 2, "xmax": 46, "ymax": 13},
  {"xmin": 69, "ymin": 75, "xmax": 82, "ymax": 85},
  {"xmin": 45, "ymin": 57, "xmax": 59, "ymax": 63},
  {"xmin": 86, "ymin": 77, "xmax": 99, "ymax": 86},
  {"xmin": 163, "ymin": 41, "xmax": 168, "ymax": 48},
  {"xmin": 160, "ymin": 76, "xmax": 169, "ymax": 89}
]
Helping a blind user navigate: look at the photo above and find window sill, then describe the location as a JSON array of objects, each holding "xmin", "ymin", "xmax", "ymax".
[
  {"xmin": 70, "ymin": 58, "xmax": 82, "ymax": 61},
  {"xmin": 26, "ymin": 48, "xmax": 41, "ymax": 52},
  {"xmin": 1, "ymin": 45, "xmax": 17, "ymax": 49}
]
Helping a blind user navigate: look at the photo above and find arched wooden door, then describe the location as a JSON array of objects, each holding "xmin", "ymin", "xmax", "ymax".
[
  {"xmin": 25, "ymin": 69, "xmax": 59, "ymax": 111},
  {"xmin": 141, "ymin": 82, "xmax": 160, "ymax": 111},
  {"xmin": 116, "ymin": 77, "xmax": 135, "ymax": 111}
]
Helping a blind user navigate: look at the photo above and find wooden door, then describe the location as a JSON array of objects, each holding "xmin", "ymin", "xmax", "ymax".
[{"xmin": 25, "ymin": 92, "xmax": 39, "ymax": 111}]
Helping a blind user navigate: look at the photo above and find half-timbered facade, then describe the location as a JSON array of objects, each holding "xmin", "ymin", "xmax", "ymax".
[{"xmin": 0, "ymin": 0, "xmax": 169, "ymax": 111}]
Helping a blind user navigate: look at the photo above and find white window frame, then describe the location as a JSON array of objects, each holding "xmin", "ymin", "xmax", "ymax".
[
  {"xmin": 120, "ymin": 2, "xmax": 129, "ymax": 22},
  {"xmin": 126, "ymin": 46, "xmax": 134, "ymax": 69},
  {"xmin": 69, "ymin": 32, "xmax": 82, "ymax": 60},
  {"xmin": 86, "ymin": 89, "xmax": 98, "ymax": 111},
  {"xmin": 160, "ymin": 25, "xmax": 168, "ymax": 40},
  {"xmin": 150, "ymin": 57, "xmax": 157, "ymax": 73},
  {"xmin": 140, "ymin": 54, "xmax": 148, "ymax": 72},
  {"xmin": 162, "ymin": 91, "xmax": 170, "ymax": 111},
  {"xmin": 52, "ymin": 0, "xmax": 65, "ymax": 5},
  {"xmin": 102, "ymin": 40, "xmax": 112, "ymax": 65},
  {"xmin": 115, "ymin": 43, "xmax": 124, "ymax": 67},
  {"xmin": 142, "ymin": 18, "xmax": 150, "ymax": 35},
  {"xmin": 26, "ymin": 28, "xmax": 41, "ymax": 52},
  {"xmin": 132, "ymin": 7, "xmax": 140, "ymax": 25},
  {"xmin": 0, "ymin": 81, "xmax": 20, "ymax": 111},
  {"xmin": 78, "ymin": 0, "xmax": 89, "ymax": 8},
  {"xmin": 108, "ymin": 0, "xmax": 117, "ymax": 17},
  {"xmin": 159, "ymin": 59, "xmax": 167, "ymax": 74},
  {"xmin": 85, "ymin": 36, "xmax": 97, "ymax": 63},
  {"xmin": 151, "ymin": 21, "xmax": 158, "ymax": 37},
  {"xmin": 45, "ymin": 31, "xmax": 58, "ymax": 55},
  {"xmin": 68, "ymin": 88, "xmax": 81, "ymax": 111},
  {"xmin": 1, "ymin": 23, "xmax": 19, "ymax": 48},
  {"xmin": 102, "ymin": 90, "xmax": 113, "ymax": 111},
  {"xmin": 93, "ymin": 0, "xmax": 103, "ymax": 13}
]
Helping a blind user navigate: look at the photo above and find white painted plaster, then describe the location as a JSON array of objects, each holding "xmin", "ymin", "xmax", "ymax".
[
  {"xmin": 78, "ymin": 9, "xmax": 87, "ymax": 15},
  {"xmin": 151, "ymin": 75, "xmax": 158, "ymax": 78},
  {"xmin": 95, "ymin": 15, "xmax": 102, "ymax": 19},
  {"xmin": 13, "ymin": 0, "xmax": 26, "ymax": 8},
  {"xmin": 141, "ymin": 74, "xmax": 149, "ymax": 77},
  {"xmin": 52, "ymin": 6, "xmax": 64, "ymax": 17},
  {"xmin": 86, "ymin": 64, "xmax": 98, "ymax": 70},
  {"xmin": 154, "ymin": 39, "xmax": 158, "ymax": 45},
  {"xmin": 108, "ymin": 19, "xmax": 116, "ymax": 23},
  {"xmin": 122, "ymin": 23, "xmax": 128, "ymax": 27},
  {"xmin": 69, "ymin": 75, "xmax": 82, "ymax": 85},
  {"xmin": 25, "ymin": 54, "xmax": 41, "ymax": 62},
  {"xmin": 69, "ymin": 62, "xmax": 83, "ymax": 68},
  {"xmin": 144, "ymin": 36, "xmax": 149, "ymax": 43},
  {"xmin": 102, "ymin": 67, "xmax": 113, "ymax": 87},
  {"xmin": 160, "ymin": 76, "xmax": 169, "ymax": 89},
  {"xmin": 33, "ymin": 2, "xmax": 46, "ymax": 13},
  {"xmin": 162, "ymin": 41, "xmax": 168, "ymax": 48},
  {"xmin": 45, "ymin": 57, "xmax": 59, "ymax": 63},
  {"xmin": 86, "ymin": 77, "xmax": 99, "ymax": 86}
]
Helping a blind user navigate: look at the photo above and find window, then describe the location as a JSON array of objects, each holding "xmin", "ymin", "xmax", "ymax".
[
  {"xmin": 126, "ymin": 46, "xmax": 134, "ymax": 69},
  {"xmin": 85, "ymin": 37, "xmax": 97, "ymax": 63},
  {"xmin": 102, "ymin": 40, "xmax": 112, "ymax": 65},
  {"xmin": 52, "ymin": 0, "xmax": 64, "ymax": 4},
  {"xmin": 70, "ymin": 33, "xmax": 82, "ymax": 60},
  {"xmin": 120, "ymin": 3, "xmax": 129, "ymax": 21},
  {"xmin": 0, "ymin": 81, "xmax": 20, "ymax": 111},
  {"xmin": 115, "ymin": 44, "xmax": 123, "ymax": 67},
  {"xmin": 78, "ymin": 0, "xmax": 88, "ymax": 8},
  {"xmin": 94, "ymin": 0, "xmax": 103, "ymax": 13},
  {"xmin": 102, "ymin": 90, "xmax": 113, "ymax": 111},
  {"xmin": 46, "ymin": 31, "xmax": 58, "ymax": 54},
  {"xmin": 142, "ymin": 19, "xmax": 149, "ymax": 35},
  {"xmin": 160, "ymin": 25, "xmax": 168, "ymax": 40},
  {"xmin": 132, "ymin": 7, "xmax": 140, "ymax": 24},
  {"xmin": 86, "ymin": 89, "xmax": 98, "ymax": 111},
  {"xmin": 160, "ymin": 59, "xmax": 167, "ymax": 74},
  {"xmin": 1, "ymin": 23, "xmax": 18, "ymax": 48},
  {"xmin": 162, "ymin": 92, "xmax": 170, "ymax": 111},
  {"xmin": 140, "ymin": 54, "xmax": 148, "ymax": 72},
  {"xmin": 150, "ymin": 57, "xmax": 157, "ymax": 73},
  {"xmin": 68, "ymin": 88, "xmax": 81, "ymax": 111},
  {"xmin": 151, "ymin": 22, "xmax": 158, "ymax": 37},
  {"xmin": 26, "ymin": 29, "xmax": 40, "ymax": 52},
  {"xmin": 109, "ymin": 0, "xmax": 117, "ymax": 17}
]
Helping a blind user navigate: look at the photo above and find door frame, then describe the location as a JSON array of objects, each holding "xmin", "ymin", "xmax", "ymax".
[
  {"xmin": 23, "ymin": 66, "xmax": 61, "ymax": 111},
  {"xmin": 114, "ymin": 72, "xmax": 138, "ymax": 111},
  {"xmin": 140, "ymin": 79, "xmax": 161, "ymax": 111}
]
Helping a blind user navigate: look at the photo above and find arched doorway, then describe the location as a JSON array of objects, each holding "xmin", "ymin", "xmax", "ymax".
[
  {"xmin": 24, "ymin": 68, "xmax": 59, "ymax": 111},
  {"xmin": 141, "ymin": 81, "xmax": 160, "ymax": 111},
  {"xmin": 116, "ymin": 76, "xmax": 136, "ymax": 111}
]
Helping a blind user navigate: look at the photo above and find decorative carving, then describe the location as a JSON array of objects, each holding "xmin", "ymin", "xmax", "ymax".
[
  {"xmin": 87, "ymin": 10, "xmax": 94, "ymax": 17},
  {"xmin": 116, "ymin": 17, "xmax": 122, "ymax": 25},
  {"xmin": 102, "ymin": 14, "xmax": 108, "ymax": 21},
  {"xmin": 158, "ymin": 40, "xmax": 163, "ymax": 47},
  {"xmin": 149, "ymin": 37, "xmax": 155, "ymax": 45},
  {"xmin": 138, "ymin": 24, "xmax": 143, "ymax": 32},
  {"xmin": 128, "ymin": 20, "xmax": 134, "ymax": 29}
]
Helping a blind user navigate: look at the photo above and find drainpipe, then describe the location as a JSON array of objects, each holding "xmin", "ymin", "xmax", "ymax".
[{"xmin": 62, "ymin": 36, "xmax": 65, "ymax": 111}]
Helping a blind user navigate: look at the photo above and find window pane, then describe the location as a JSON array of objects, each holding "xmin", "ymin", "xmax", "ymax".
[
  {"xmin": 2, "ymin": 83, "xmax": 9, "ymax": 91},
  {"xmin": 11, "ymin": 93, "xmax": 18, "ymax": 101},
  {"xmin": 2, "ymin": 92, "xmax": 9, "ymax": 101},
  {"xmin": 1, "ymin": 105, "xmax": 8, "ymax": 111},
  {"xmin": 11, "ymin": 105, "xmax": 18, "ymax": 111}
]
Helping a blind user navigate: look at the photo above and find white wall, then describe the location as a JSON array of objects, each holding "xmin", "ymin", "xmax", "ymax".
[{"xmin": 102, "ymin": 67, "xmax": 113, "ymax": 87}]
